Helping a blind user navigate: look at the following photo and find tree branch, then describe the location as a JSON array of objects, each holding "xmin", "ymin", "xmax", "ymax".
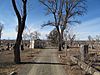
[
  {"xmin": 41, "ymin": 21, "xmax": 55, "ymax": 27},
  {"xmin": 12, "ymin": 0, "xmax": 21, "ymax": 21},
  {"xmin": 39, "ymin": 0, "xmax": 53, "ymax": 13},
  {"xmin": 22, "ymin": 0, "xmax": 27, "ymax": 22}
]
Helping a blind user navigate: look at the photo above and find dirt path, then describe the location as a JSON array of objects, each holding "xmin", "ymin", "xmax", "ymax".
[{"xmin": 27, "ymin": 49, "xmax": 67, "ymax": 75}]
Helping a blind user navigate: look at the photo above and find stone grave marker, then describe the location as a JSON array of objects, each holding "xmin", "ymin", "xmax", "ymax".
[{"xmin": 80, "ymin": 45, "xmax": 88, "ymax": 61}]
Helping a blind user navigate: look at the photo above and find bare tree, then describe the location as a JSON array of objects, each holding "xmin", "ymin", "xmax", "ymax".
[
  {"xmin": 33, "ymin": 31, "xmax": 41, "ymax": 40},
  {"xmin": 88, "ymin": 35, "xmax": 94, "ymax": 49},
  {"xmin": 12, "ymin": 0, "xmax": 27, "ymax": 63},
  {"xmin": 40, "ymin": 0, "xmax": 86, "ymax": 51},
  {"xmin": 24, "ymin": 26, "xmax": 41, "ymax": 40},
  {"xmin": 68, "ymin": 34, "xmax": 76, "ymax": 46},
  {"xmin": 95, "ymin": 35, "xmax": 100, "ymax": 50},
  {"xmin": 88, "ymin": 35, "xmax": 92, "ymax": 41},
  {"xmin": 23, "ymin": 26, "xmax": 41, "ymax": 49},
  {"xmin": 95, "ymin": 35, "xmax": 100, "ymax": 43},
  {"xmin": 47, "ymin": 28, "xmax": 59, "ymax": 47},
  {"xmin": 63, "ymin": 26, "xmax": 71, "ymax": 43},
  {"xmin": 22, "ymin": 31, "xmax": 29, "ymax": 40},
  {"xmin": 0, "ymin": 23, "xmax": 3, "ymax": 46}
]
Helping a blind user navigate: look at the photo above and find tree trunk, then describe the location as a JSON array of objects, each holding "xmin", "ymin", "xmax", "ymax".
[
  {"xmin": 58, "ymin": 33, "xmax": 63, "ymax": 51},
  {"xmin": 14, "ymin": 45, "xmax": 21, "ymax": 63},
  {"xmin": 58, "ymin": 30, "xmax": 64, "ymax": 51},
  {"xmin": 0, "ymin": 31, "xmax": 1, "ymax": 46},
  {"xmin": 14, "ymin": 33, "xmax": 22, "ymax": 63},
  {"xmin": 58, "ymin": 43, "xmax": 62, "ymax": 51},
  {"xmin": 14, "ymin": 23, "xmax": 25, "ymax": 63},
  {"xmin": 58, "ymin": 34, "xmax": 62, "ymax": 51}
]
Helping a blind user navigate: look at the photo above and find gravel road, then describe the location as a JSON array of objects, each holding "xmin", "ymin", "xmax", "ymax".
[{"xmin": 27, "ymin": 49, "xmax": 67, "ymax": 75}]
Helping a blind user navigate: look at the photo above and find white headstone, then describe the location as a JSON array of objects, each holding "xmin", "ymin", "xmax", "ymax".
[{"xmin": 30, "ymin": 39, "xmax": 34, "ymax": 49}]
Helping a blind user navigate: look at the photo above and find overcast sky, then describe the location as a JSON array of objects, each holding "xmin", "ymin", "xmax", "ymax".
[{"xmin": 0, "ymin": 0, "xmax": 100, "ymax": 40}]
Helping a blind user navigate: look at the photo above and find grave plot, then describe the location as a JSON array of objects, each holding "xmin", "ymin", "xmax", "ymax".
[{"xmin": 58, "ymin": 44, "xmax": 100, "ymax": 75}]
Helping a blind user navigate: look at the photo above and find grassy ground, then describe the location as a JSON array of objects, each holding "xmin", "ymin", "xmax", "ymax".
[
  {"xmin": 0, "ymin": 47, "xmax": 99, "ymax": 75},
  {"xmin": 0, "ymin": 48, "xmax": 40, "ymax": 75},
  {"xmin": 57, "ymin": 47, "xmax": 100, "ymax": 75},
  {"xmin": 57, "ymin": 48, "xmax": 84, "ymax": 75}
]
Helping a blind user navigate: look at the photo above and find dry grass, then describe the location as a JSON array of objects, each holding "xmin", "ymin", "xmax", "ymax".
[
  {"xmin": 58, "ymin": 47, "xmax": 100, "ymax": 75},
  {"xmin": 0, "ymin": 48, "xmax": 41, "ymax": 75},
  {"xmin": 57, "ymin": 48, "xmax": 84, "ymax": 75}
]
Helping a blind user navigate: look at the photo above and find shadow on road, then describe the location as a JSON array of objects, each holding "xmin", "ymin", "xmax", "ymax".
[{"xmin": 20, "ymin": 61, "xmax": 67, "ymax": 65}]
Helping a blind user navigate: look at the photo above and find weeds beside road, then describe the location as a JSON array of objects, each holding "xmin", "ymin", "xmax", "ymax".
[{"xmin": 0, "ymin": 48, "xmax": 40, "ymax": 75}]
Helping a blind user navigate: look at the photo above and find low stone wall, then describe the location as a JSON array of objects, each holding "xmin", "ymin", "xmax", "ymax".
[{"xmin": 70, "ymin": 56, "xmax": 100, "ymax": 75}]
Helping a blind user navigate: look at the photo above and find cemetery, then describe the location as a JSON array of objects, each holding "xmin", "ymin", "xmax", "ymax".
[
  {"xmin": 0, "ymin": 39, "xmax": 100, "ymax": 75},
  {"xmin": 0, "ymin": 0, "xmax": 100, "ymax": 75},
  {"xmin": 58, "ymin": 42, "xmax": 100, "ymax": 75}
]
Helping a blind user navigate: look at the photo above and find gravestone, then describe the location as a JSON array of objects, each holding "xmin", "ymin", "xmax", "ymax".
[
  {"xmin": 30, "ymin": 39, "xmax": 34, "ymax": 49},
  {"xmin": 7, "ymin": 43, "xmax": 10, "ymax": 50},
  {"xmin": 80, "ymin": 45, "xmax": 88, "ymax": 61},
  {"xmin": 21, "ymin": 44, "xmax": 24, "ymax": 51}
]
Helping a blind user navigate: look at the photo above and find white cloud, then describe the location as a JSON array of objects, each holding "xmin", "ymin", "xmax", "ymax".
[
  {"xmin": 2, "ymin": 31, "xmax": 17, "ymax": 39},
  {"xmin": 74, "ymin": 17, "xmax": 100, "ymax": 40},
  {"xmin": 39, "ymin": 30, "xmax": 51, "ymax": 39},
  {"xmin": 0, "ymin": 20, "xmax": 5, "ymax": 25},
  {"xmin": 3, "ymin": 17, "xmax": 100, "ymax": 40}
]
